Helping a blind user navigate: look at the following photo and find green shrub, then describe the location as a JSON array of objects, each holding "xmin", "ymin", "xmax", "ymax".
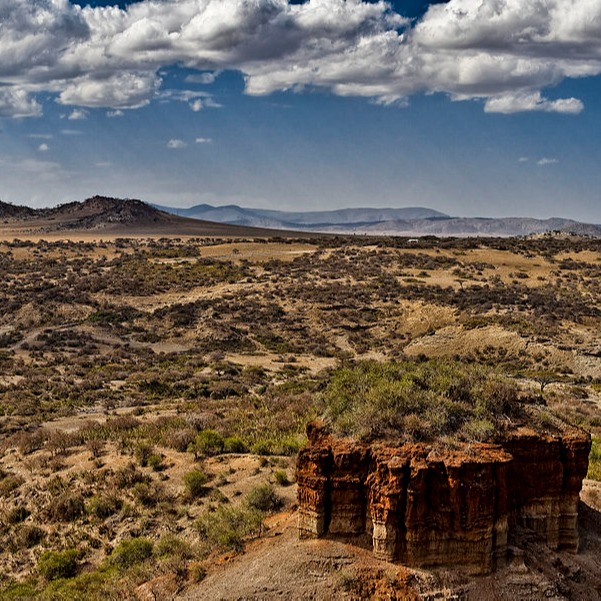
[
  {"xmin": 132, "ymin": 482, "xmax": 163, "ymax": 507},
  {"xmin": 189, "ymin": 430, "xmax": 224, "ymax": 458},
  {"xmin": 246, "ymin": 484, "xmax": 282, "ymax": 512},
  {"xmin": 588, "ymin": 437, "xmax": 601, "ymax": 481},
  {"xmin": 196, "ymin": 506, "xmax": 263, "ymax": 553},
  {"xmin": 223, "ymin": 436, "xmax": 247, "ymax": 453},
  {"xmin": 147, "ymin": 453, "xmax": 164, "ymax": 471},
  {"xmin": 460, "ymin": 418, "xmax": 495, "ymax": 442},
  {"xmin": 183, "ymin": 469, "xmax": 209, "ymax": 499},
  {"xmin": 274, "ymin": 470, "xmax": 290, "ymax": 486},
  {"xmin": 322, "ymin": 359, "xmax": 519, "ymax": 442},
  {"xmin": 38, "ymin": 549, "xmax": 79, "ymax": 581},
  {"xmin": 0, "ymin": 580, "xmax": 38, "ymax": 599},
  {"xmin": 134, "ymin": 443, "xmax": 154, "ymax": 467},
  {"xmin": 155, "ymin": 534, "xmax": 194, "ymax": 560},
  {"xmin": 108, "ymin": 537, "xmax": 153, "ymax": 569},
  {"xmin": 87, "ymin": 494, "xmax": 122, "ymax": 519},
  {"xmin": 251, "ymin": 441, "xmax": 273, "ymax": 456},
  {"xmin": 189, "ymin": 562, "xmax": 207, "ymax": 583}
]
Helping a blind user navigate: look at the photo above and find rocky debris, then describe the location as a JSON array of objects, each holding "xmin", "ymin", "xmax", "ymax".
[{"xmin": 296, "ymin": 422, "xmax": 591, "ymax": 575}]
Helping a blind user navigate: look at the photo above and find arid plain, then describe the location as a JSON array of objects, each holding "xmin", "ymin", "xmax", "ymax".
[{"xmin": 0, "ymin": 207, "xmax": 600, "ymax": 599}]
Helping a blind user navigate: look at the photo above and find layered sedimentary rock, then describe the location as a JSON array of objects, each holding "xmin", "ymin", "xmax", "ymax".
[{"xmin": 296, "ymin": 422, "xmax": 591, "ymax": 574}]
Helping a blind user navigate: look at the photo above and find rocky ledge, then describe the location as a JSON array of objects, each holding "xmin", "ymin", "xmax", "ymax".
[{"xmin": 296, "ymin": 420, "xmax": 591, "ymax": 575}]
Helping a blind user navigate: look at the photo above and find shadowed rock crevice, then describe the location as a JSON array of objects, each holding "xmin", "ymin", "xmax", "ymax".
[{"xmin": 297, "ymin": 421, "xmax": 591, "ymax": 575}]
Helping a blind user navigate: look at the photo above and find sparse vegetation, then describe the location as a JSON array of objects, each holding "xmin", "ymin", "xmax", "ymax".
[
  {"xmin": 0, "ymin": 234, "xmax": 598, "ymax": 598},
  {"xmin": 322, "ymin": 359, "xmax": 520, "ymax": 442}
]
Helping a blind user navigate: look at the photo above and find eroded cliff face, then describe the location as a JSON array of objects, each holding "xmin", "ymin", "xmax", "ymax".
[{"xmin": 296, "ymin": 422, "xmax": 591, "ymax": 575}]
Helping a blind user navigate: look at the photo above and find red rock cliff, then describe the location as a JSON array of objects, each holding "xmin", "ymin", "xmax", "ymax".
[{"xmin": 296, "ymin": 422, "xmax": 591, "ymax": 575}]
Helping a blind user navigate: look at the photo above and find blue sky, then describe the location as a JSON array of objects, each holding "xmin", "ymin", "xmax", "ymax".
[{"xmin": 1, "ymin": 0, "xmax": 600, "ymax": 221}]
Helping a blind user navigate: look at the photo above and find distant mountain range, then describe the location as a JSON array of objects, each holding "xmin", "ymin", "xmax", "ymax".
[
  {"xmin": 1, "ymin": 196, "xmax": 599, "ymax": 238},
  {"xmin": 155, "ymin": 202, "xmax": 601, "ymax": 238}
]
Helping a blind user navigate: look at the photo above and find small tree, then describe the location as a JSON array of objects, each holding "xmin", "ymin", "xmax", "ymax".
[{"xmin": 184, "ymin": 469, "xmax": 209, "ymax": 499}]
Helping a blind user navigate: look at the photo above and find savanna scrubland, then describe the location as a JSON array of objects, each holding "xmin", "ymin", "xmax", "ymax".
[{"xmin": 0, "ymin": 233, "xmax": 599, "ymax": 599}]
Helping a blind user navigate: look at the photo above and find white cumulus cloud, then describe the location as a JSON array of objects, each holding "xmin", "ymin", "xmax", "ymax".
[
  {"xmin": 0, "ymin": 0, "xmax": 600, "ymax": 116},
  {"xmin": 38, "ymin": 143, "xmax": 49, "ymax": 152},
  {"xmin": 484, "ymin": 92, "xmax": 584, "ymax": 114},
  {"xmin": 167, "ymin": 138, "xmax": 187, "ymax": 149},
  {"xmin": 195, "ymin": 137, "xmax": 212, "ymax": 144},
  {"xmin": 189, "ymin": 99, "xmax": 203, "ymax": 112},
  {"xmin": 0, "ymin": 88, "xmax": 41, "ymax": 118},
  {"xmin": 68, "ymin": 108, "xmax": 88, "ymax": 120},
  {"xmin": 537, "ymin": 157, "xmax": 559, "ymax": 166}
]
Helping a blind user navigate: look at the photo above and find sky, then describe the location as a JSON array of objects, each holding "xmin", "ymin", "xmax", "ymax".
[{"xmin": 0, "ymin": 0, "xmax": 601, "ymax": 222}]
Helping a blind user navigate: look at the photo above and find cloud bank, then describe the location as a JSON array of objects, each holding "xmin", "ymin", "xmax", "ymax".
[{"xmin": 1, "ymin": 0, "xmax": 600, "ymax": 117}]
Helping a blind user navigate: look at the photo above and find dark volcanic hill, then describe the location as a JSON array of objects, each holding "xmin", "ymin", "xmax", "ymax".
[
  {"xmin": 0, "ymin": 196, "xmax": 307, "ymax": 238},
  {"xmin": 0, "ymin": 200, "xmax": 37, "ymax": 220}
]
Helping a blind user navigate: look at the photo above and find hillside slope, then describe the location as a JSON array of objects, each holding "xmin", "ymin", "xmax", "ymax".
[{"xmin": 0, "ymin": 196, "xmax": 311, "ymax": 238}]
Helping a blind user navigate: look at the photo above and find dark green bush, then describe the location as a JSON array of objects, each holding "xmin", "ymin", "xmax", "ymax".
[
  {"xmin": 38, "ymin": 549, "xmax": 79, "ymax": 581},
  {"xmin": 189, "ymin": 429, "xmax": 224, "ymax": 458},
  {"xmin": 196, "ymin": 506, "xmax": 263, "ymax": 552},
  {"xmin": 87, "ymin": 494, "xmax": 122, "ymax": 519},
  {"xmin": 183, "ymin": 469, "xmax": 209, "ymax": 499},
  {"xmin": 246, "ymin": 484, "xmax": 282, "ymax": 512},
  {"xmin": 108, "ymin": 537, "xmax": 153, "ymax": 569},
  {"xmin": 223, "ymin": 436, "xmax": 247, "ymax": 453}
]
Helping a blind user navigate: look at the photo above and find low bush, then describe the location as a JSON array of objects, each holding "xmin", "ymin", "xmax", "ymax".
[
  {"xmin": 155, "ymin": 534, "xmax": 194, "ymax": 560},
  {"xmin": 132, "ymin": 481, "xmax": 164, "ymax": 507},
  {"xmin": 0, "ymin": 474, "xmax": 24, "ymax": 497},
  {"xmin": 50, "ymin": 493, "xmax": 85, "ymax": 522},
  {"xmin": 246, "ymin": 484, "xmax": 282, "ymax": 512},
  {"xmin": 274, "ymin": 470, "xmax": 290, "ymax": 486},
  {"xmin": 17, "ymin": 524, "xmax": 45, "ymax": 549},
  {"xmin": 6, "ymin": 505, "xmax": 30, "ymax": 524},
  {"xmin": 87, "ymin": 494, "xmax": 122, "ymax": 519},
  {"xmin": 223, "ymin": 436, "xmax": 247, "ymax": 453},
  {"xmin": 108, "ymin": 537, "xmax": 153, "ymax": 569},
  {"xmin": 196, "ymin": 505, "xmax": 263, "ymax": 553},
  {"xmin": 183, "ymin": 469, "xmax": 209, "ymax": 499},
  {"xmin": 189, "ymin": 430, "xmax": 224, "ymax": 458},
  {"xmin": 38, "ymin": 549, "xmax": 80, "ymax": 581}
]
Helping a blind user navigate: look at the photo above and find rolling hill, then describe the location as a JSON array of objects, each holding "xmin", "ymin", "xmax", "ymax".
[
  {"xmin": 2, "ymin": 196, "xmax": 599, "ymax": 238},
  {"xmin": 0, "ymin": 196, "xmax": 309, "ymax": 238},
  {"xmin": 155, "ymin": 202, "xmax": 601, "ymax": 237}
]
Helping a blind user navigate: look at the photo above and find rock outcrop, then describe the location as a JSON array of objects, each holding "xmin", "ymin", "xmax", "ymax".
[{"xmin": 296, "ymin": 422, "xmax": 591, "ymax": 575}]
